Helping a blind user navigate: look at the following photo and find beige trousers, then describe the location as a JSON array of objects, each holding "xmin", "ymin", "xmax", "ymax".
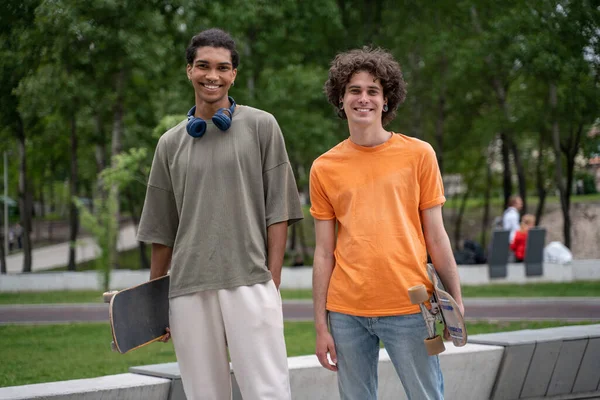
[{"xmin": 169, "ymin": 280, "xmax": 291, "ymax": 400}]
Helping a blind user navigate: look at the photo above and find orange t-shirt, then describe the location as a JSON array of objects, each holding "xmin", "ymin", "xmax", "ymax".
[{"xmin": 309, "ymin": 133, "xmax": 446, "ymax": 316}]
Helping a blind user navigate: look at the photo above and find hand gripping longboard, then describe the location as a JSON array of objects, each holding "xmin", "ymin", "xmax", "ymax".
[
  {"xmin": 408, "ymin": 264, "xmax": 467, "ymax": 355},
  {"xmin": 103, "ymin": 275, "xmax": 170, "ymax": 354}
]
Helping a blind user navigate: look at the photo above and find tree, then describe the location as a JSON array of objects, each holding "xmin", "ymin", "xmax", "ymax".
[{"xmin": 0, "ymin": 0, "xmax": 41, "ymax": 272}]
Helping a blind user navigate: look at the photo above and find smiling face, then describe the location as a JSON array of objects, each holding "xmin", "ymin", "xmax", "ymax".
[
  {"xmin": 186, "ymin": 46, "xmax": 237, "ymax": 109},
  {"xmin": 341, "ymin": 71, "xmax": 387, "ymax": 128}
]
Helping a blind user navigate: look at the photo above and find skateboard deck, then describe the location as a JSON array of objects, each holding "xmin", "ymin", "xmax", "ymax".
[
  {"xmin": 103, "ymin": 275, "xmax": 170, "ymax": 354},
  {"xmin": 408, "ymin": 264, "xmax": 467, "ymax": 355}
]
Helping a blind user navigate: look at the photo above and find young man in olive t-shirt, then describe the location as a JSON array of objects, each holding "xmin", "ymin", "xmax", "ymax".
[
  {"xmin": 310, "ymin": 48, "xmax": 464, "ymax": 400},
  {"xmin": 137, "ymin": 29, "xmax": 303, "ymax": 400}
]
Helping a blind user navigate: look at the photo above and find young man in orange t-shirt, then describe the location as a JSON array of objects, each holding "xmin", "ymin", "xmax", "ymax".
[{"xmin": 310, "ymin": 48, "xmax": 464, "ymax": 400}]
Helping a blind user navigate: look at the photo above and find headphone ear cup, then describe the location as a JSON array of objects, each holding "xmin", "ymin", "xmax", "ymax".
[
  {"xmin": 187, "ymin": 117, "xmax": 207, "ymax": 138},
  {"xmin": 212, "ymin": 109, "xmax": 232, "ymax": 131}
]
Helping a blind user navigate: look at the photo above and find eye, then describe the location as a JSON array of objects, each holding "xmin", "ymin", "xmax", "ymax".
[{"xmin": 218, "ymin": 66, "xmax": 230, "ymax": 71}]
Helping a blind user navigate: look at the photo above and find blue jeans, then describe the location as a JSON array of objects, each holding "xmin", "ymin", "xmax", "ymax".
[{"xmin": 329, "ymin": 312, "xmax": 444, "ymax": 400}]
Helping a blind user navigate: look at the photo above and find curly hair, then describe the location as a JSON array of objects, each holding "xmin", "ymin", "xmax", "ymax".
[
  {"xmin": 186, "ymin": 28, "xmax": 239, "ymax": 68},
  {"xmin": 324, "ymin": 47, "xmax": 407, "ymax": 126}
]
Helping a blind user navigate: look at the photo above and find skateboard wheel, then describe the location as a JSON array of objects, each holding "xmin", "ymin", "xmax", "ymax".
[
  {"xmin": 110, "ymin": 341, "xmax": 118, "ymax": 352},
  {"xmin": 103, "ymin": 291, "xmax": 117, "ymax": 303},
  {"xmin": 408, "ymin": 284, "xmax": 429, "ymax": 304},
  {"xmin": 424, "ymin": 335, "xmax": 445, "ymax": 356}
]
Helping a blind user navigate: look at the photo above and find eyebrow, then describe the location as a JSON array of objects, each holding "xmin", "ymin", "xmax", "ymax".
[
  {"xmin": 194, "ymin": 59, "xmax": 232, "ymax": 66},
  {"xmin": 348, "ymin": 85, "xmax": 381, "ymax": 90}
]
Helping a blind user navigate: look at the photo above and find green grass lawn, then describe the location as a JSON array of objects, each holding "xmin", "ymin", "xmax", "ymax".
[
  {"xmin": 0, "ymin": 320, "xmax": 595, "ymax": 388},
  {"xmin": 2, "ymin": 281, "xmax": 599, "ymax": 305}
]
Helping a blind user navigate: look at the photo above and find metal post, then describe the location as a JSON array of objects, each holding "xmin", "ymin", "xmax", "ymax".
[{"xmin": 4, "ymin": 151, "xmax": 7, "ymax": 257}]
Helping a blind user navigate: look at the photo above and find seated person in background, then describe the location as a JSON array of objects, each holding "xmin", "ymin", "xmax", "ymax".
[{"xmin": 510, "ymin": 214, "xmax": 535, "ymax": 262}]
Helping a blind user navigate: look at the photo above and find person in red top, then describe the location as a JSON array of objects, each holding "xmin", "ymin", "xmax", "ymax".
[{"xmin": 510, "ymin": 214, "xmax": 535, "ymax": 262}]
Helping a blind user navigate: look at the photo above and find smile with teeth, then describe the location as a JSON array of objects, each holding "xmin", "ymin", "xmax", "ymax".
[
  {"xmin": 202, "ymin": 83, "xmax": 221, "ymax": 90},
  {"xmin": 355, "ymin": 108, "xmax": 373, "ymax": 112}
]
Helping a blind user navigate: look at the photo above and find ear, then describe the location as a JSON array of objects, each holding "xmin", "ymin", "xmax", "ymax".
[
  {"xmin": 186, "ymin": 64, "xmax": 192, "ymax": 80},
  {"xmin": 232, "ymin": 68, "xmax": 237, "ymax": 80}
]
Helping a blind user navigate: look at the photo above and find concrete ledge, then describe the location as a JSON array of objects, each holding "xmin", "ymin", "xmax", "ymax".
[
  {"xmin": 470, "ymin": 324, "xmax": 600, "ymax": 400},
  {"xmin": 0, "ymin": 343, "xmax": 502, "ymax": 400},
  {"xmin": 0, "ymin": 270, "xmax": 150, "ymax": 292},
  {"xmin": 131, "ymin": 343, "xmax": 503, "ymax": 400},
  {"xmin": 0, "ymin": 373, "xmax": 171, "ymax": 400}
]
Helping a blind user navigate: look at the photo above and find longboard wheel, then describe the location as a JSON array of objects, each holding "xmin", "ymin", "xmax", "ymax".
[
  {"xmin": 408, "ymin": 284, "xmax": 429, "ymax": 304},
  {"xmin": 103, "ymin": 291, "xmax": 118, "ymax": 303},
  {"xmin": 424, "ymin": 335, "xmax": 445, "ymax": 356},
  {"xmin": 110, "ymin": 341, "xmax": 118, "ymax": 352}
]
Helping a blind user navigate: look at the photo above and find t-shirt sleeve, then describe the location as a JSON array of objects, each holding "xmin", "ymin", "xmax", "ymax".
[
  {"xmin": 136, "ymin": 137, "xmax": 179, "ymax": 246},
  {"xmin": 309, "ymin": 163, "xmax": 335, "ymax": 220},
  {"xmin": 262, "ymin": 115, "xmax": 304, "ymax": 227},
  {"xmin": 419, "ymin": 144, "xmax": 446, "ymax": 211}
]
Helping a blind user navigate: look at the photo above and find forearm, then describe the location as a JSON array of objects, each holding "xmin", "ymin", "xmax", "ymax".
[
  {"xmin": 267, "ymin": 221, "xmax": 288, "ymax": 289},
  {"xmin": 313, "ymin": 250, "xmax": 335, "ymax": 333},
  {"xmin": 425, "ymin": 230, "xmax": 463, "ymax": 305},
  {"xmin": 150, "ymin": 243, "xmax": 173, "ymax": 280}
]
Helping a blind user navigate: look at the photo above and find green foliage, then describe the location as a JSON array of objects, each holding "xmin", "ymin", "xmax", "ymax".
[
  {"xmin": 74, "ymin": 191, "xmax": 117, "ymax": 291},
  {"xmin": 100, "ymin": 148, "xmax": 150, "ymax": 189},
  {"xmin": 1, "ymin": 0, "xmax": 599, "ymax": 253}
]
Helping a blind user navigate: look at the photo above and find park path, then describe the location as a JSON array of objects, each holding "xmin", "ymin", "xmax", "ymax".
[
  {"xmin": 1, "ymin": 298, "xmax": 599, "ymax": 325},
  {"xmin": 5, "ymin": 224, "xmax": 138, "ymax": 274}
]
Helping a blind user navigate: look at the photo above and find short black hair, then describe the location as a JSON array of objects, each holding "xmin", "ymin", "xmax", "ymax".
[
  {"xmin": 185, "ymin": 28, "xmax": 239, "ymax": 68},
  {"xmin": 324, "ymin": 47, "xmax": 407, "ymax": 126}
]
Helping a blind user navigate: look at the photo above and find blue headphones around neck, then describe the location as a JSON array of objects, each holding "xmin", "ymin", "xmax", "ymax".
[{"xmin": 186, "ymin": 96, "xmax": 236, "ymax": 138}]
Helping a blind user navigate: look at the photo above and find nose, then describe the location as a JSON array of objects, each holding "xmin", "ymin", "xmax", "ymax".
[
  {"xmin": 206, "ymin": 69, "xmax": 218, "ymax": 81},
  {"xmin": 358, "ymin": 91, "xmax": 369, "ymax": 103}
]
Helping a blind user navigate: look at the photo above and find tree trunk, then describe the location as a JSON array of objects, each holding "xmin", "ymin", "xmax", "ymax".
[
  {"xmin": 125, "ymin": 188, "xmax": 149, "ymax": 270},
  {"xmin": 408, "ymin": 52, "xmax": 423, "ymax": 139},
  {"xmin": 480, "ymin": 160, "xmax": 492, "ymax": 249},
  {"xmin": 500, "ymin": 132, "xmax": 512, "ymax": 208},
  {"xmin": 40, "ymin": 185, "xmax": 46, "ymax": 218},
  {"xmin": 17, "ymin": 117, "xmax": 33, "ymax": 273},
  {"xmin": 0, "ymin": 217, "xmax": 6, "ymax": 274},
  {"xmin": 244, "ymin": 31, "xmax": 256, "ymax": 101},
  {"xmin": 454, "ymin": 156, "xmax": 484, "ymax": 249},
  {"xmin": 471, "ymin": 6, "xmax": 523, "ymax": 209},
  {"xmin": 549, "ymin": 83, "xmax": 570, "ymax": 248},
  {"xmin": 510, "ymin": 141, "xmax": 527, "ymax": 214},
  {"xmin": 68, "ymin": 112, "xmax": 79, "ymax": 271},
  {"xmin": 49, "ymin": 161, "xmax": 55, "ymax": 214},
  {"xmin": 289, "ymin": 223, "xmax": 297, "ymax": 252},
  {"xmin": 435, "ymin": 52, "xmax": 447, "ymax": 175},
  {"xmin": 535, "ymin": 129, "xmax": 547, "ymax": 225},
  {"xmin": 110, "ymin": 69, "xmax": 125, "ymax": 269},
  {"xmin": 453, "ymin": 188, "xmax": 470, "ymax": 251},
  {"xmin": 297, "ymin": 216, "xmax": 307, "ymax": 263}
]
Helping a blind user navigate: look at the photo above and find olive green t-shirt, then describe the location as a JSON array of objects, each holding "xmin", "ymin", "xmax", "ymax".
[{"xmin": 137, "ymin": 105, "xmax": 304, "ymax": 298}]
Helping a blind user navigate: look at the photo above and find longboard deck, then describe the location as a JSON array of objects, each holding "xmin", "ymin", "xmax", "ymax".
[
  {"xmin": 108, "ymin": 275, "xmax": 170, "ymax": 354},
  {"xmin": 427, "ymin": 264, "xmax": 467, "ymax": 347}
]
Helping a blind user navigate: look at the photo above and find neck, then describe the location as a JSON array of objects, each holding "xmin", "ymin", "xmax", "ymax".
[
  {"xmin": 194, "ymin": 95, "xmax": 231, "ymax": 120},
  {"xmin": 348, "ymin": 122, "xmax": 391, "ymax": 147}
]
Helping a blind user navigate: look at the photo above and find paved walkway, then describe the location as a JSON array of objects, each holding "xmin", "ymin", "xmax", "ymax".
[
  {"xmin": 5, "ymin": 224, "xmax": 138, "ymax": 274},
  {"xmin": 1, "ymin": 298, "xmax": 599, "ymax": 325}
]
